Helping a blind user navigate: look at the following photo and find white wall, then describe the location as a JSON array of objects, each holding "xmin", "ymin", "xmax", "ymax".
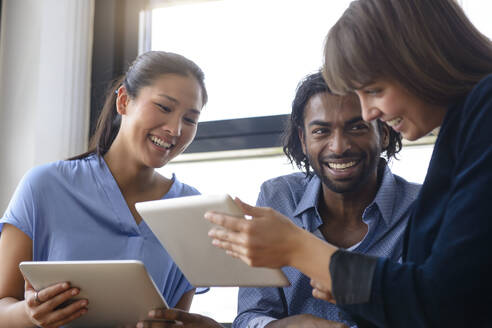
[{"xmin": 0, "ymin": 0, "xmax": 94, "ymax": 212}]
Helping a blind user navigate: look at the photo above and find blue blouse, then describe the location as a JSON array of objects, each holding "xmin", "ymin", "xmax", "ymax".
[{"xmin": 0, "ymin": 154, "xmax": 199, "ymax": 308}]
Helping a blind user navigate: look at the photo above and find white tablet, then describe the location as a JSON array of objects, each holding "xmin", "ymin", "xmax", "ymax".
[
  {"xmin": 19, "ymin": 260, "xmax": 168, "ymax": 328},
  {"xmin": 136, "ymin": 194, "xmax": 290, "ymax": 287}
]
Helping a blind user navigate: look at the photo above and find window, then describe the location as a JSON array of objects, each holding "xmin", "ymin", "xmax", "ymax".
[
  {"xmin": 150, "ymin": 0, "xmax": 353, "ymax": 122},
  {"xmin": 459, "ymin": 0, "xmax": 492, "ymax": 38}
]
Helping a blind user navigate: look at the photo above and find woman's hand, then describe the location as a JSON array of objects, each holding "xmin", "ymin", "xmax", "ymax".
[
  {"xmin": 310, "ymin": 279, "xmax": 335, "ymax": 303},
  {"xmin": 137, "ymin": 308, "xmax": 223, "ymax": 328},
  {"xmin": 205, "ymin": 198, "xmax": 307, "ymax": 268},
  {"xmin": 206, "ymin": 198, "xmax": 337, "ymax": 298},
  {"xmin": 23, "ymin": 278, "xmax": 88, "ymax": 328}
]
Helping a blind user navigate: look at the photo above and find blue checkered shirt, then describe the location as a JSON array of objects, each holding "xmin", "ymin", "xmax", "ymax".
[{"xmin": 233, "ymin": 165, "xmax": 420, "ymax": 328}]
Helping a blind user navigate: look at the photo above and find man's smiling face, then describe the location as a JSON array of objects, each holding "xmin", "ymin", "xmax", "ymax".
[{"xmin": 300, "ymin": 92, "xmax": 386, "ymax": 194}]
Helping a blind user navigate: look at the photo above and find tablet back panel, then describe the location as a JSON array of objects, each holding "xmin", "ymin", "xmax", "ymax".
[
  {"xmin": 136, "ymin": 194, "xmax": 289, "ymax": 287},
  {"xmin": 19, "ymin": 260, "xmax": 167, "ymax": 328}
]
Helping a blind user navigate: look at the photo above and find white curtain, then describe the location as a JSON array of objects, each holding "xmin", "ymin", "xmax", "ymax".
[{"xmin": 0, "ymin": 0, "xmax": 94, "ymax": 212}]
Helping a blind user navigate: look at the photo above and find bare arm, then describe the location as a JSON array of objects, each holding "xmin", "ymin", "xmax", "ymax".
[
  {"xmin": 0, "ymin": 224, "xmax": 87, "ymax": 328},
  {"xmin": 174, "ymin": 289, "xmax": 195, "ymax": 311},
  {"xmin": 0, "ymin": 223, "xmax": 35, "ymax": 328}
]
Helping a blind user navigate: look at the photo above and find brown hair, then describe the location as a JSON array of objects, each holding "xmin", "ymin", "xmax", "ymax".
[
  {"xmin": 71, "ymin": 51, "xmax": 207, "ymax": 160},
  {"xmin": 323, "ymin": 0, "xmax": 492, "ymax": 106}
]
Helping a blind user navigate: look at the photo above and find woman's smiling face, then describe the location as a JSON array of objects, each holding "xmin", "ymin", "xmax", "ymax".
[
  {"xmin": 354, "ymin": 79, "xmax": 447, "ymax": 141},
  {"xmin": 116, "ymin": 73, "xmax": 203, "ymax": 168}
]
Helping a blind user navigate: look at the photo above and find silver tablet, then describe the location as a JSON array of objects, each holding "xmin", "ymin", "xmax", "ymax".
[
  {"xmin": 19, "ymin": 260, "xmax": 168, "ymax": 328},
  {"xmin": 136, "ymin": 194, "xmax": 290, "ymax": 287}
]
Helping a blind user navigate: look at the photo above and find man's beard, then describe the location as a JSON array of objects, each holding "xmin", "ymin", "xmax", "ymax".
[{"xmin": 309, "ymin": 153, "xmax": 377, "ymax": 194}]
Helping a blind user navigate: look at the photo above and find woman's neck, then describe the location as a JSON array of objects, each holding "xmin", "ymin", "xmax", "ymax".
[{"xmin": 103, "ymin": 146, "xmax": 159, "ymax": 198}]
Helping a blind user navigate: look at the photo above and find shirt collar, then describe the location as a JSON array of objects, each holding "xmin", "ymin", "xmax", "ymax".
[
  {"xmin": 293, "ymin": 174, "xmax": 321, "ymax": 217},
  {"xmin": 292, "ymin": 174, "xmax": 323, "ymax": 231},
  {"xmin": 368, "ymin": 164, "xmax": 397, "ymax": 226}
]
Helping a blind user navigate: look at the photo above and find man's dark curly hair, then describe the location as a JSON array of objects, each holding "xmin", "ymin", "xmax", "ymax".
[{"xmin": 282, "ymin": 71, "xmax": 402, "ymax": 176}]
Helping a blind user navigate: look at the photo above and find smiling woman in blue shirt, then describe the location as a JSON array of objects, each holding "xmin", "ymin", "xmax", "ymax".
[
  {"xmin": 206, "ymin": 0, "xmax": 492, "ymax": 327},
  {"xmin": 0, "ymin": 51, "xmax": 208, "ymax": 328}
]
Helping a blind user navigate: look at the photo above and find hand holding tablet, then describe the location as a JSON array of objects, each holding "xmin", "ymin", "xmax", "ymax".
[
  {"xmin": 22, "ymin": 278, "xmax": 88, "ymax": 328},
  {"xmin": 205, "ymin": 196, "xmax": 305, "ymax": 269},
  {"xmin": 136, "ymin": 194, "xmax": 289, "ymax": 287},
  {"xmin": 19, "ymin": 260, "xmax": 168, "ymax": 328}
]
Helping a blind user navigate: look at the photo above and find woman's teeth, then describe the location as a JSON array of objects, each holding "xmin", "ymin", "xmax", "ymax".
[
  {"xmin": 328, "ymin": 161, "xmax": 357, "ymax": 170},
  {"xmin": 386, "ymin": 117, "xmax": 402, "ymax": 127},
  {"xmin": 150, "ymin": 135, "xmax": 172, "ymax": 149}
]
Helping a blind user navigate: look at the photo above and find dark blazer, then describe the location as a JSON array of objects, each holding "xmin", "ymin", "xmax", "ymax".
[{"xmin": 341, "ymin": 75, "xmax": 492, "ymax": 328}]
